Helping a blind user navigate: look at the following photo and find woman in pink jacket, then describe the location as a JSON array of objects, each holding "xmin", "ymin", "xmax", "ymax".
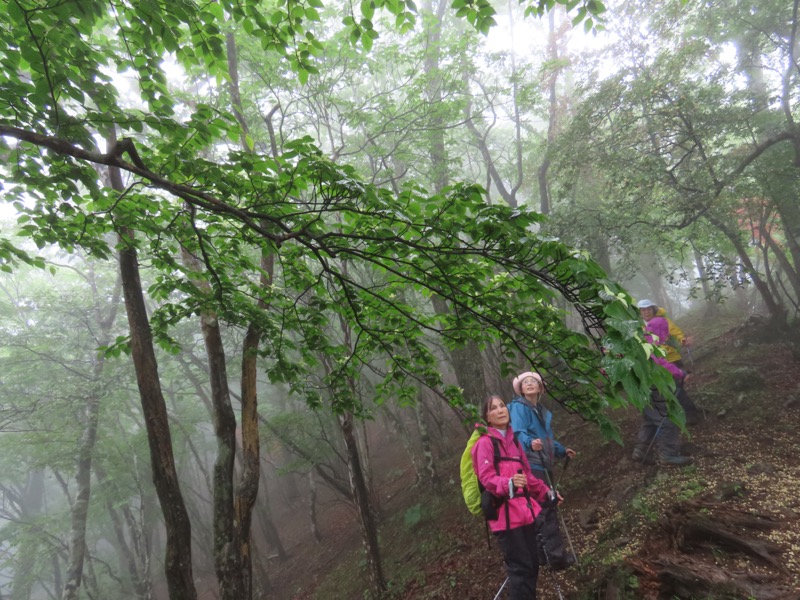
[
  {"xmin": 471, "ymin": 395, "xmax": 558, "ymax": 599},
  {"xmin": 631, "ymin": 314, "xmax": 693, "ymax": 465}
]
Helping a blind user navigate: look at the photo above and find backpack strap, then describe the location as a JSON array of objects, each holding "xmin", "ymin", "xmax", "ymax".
[{"xmin": 489, "ymin": 435, "xmax": 524, "ymax": 531}]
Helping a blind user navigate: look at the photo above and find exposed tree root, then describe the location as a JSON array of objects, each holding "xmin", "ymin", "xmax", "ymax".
[
  {"xmin": 620, "ymin": 497, "xmax": 799, "ymax": 599},
  {"xmin": 652, "ymin": 555, "xmax": 799, "ymax": 600},
  {"xmin": 666, "ymin": 499, "xmax": 786, "ymax": 572}
]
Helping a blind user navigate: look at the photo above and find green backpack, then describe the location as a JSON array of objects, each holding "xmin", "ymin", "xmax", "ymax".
[
  {"xmin": 460, "ymin": 425, "xmax": 525, "ymax": 518},
  {"xmin": 460, "ymin": 428, "xmax": 485, "ymax": 516}
]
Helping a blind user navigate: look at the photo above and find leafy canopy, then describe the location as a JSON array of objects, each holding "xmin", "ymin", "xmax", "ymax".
[{"xmin": 0, "ymin": 0, "xmax": 677, "ymax": 439}]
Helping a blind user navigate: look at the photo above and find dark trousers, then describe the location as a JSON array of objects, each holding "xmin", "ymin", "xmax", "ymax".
[
  {"xmin": 495, "ymin": 523, "xmax": 539, "ymax": 600},
  {"xmin": 634, "ymin": 391, "xmax": 681, "ymax": 458}
]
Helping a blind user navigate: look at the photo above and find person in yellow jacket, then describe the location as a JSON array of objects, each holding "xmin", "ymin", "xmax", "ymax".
[{"xmin": 637, "ymin": 299, "xmax": 700, "ymax": 425}]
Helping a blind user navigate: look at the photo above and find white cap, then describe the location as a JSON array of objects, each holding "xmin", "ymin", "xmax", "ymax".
[{"xmin": 636, "ymin": 299, "xmax": 657, "ymax": 309}]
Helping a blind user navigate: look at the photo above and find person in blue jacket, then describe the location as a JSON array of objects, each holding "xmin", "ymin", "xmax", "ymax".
[
  {"xmin": 508, "ymin": 371, "xmax": 575, "ymax": 482},
  {"xmin": 508, "ymin": 370, "xmax": 577, "ymax": 570}
]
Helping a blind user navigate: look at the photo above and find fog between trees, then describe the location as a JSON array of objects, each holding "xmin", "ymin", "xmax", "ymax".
[{"xmin": 0, "ymin": 0, "xmax": 798, "ymax": 598}]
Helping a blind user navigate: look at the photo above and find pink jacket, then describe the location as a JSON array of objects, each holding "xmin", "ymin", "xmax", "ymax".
[
  {"xmin": 646, "ymin": 317, "xmax": 685, "ymax": 380},
  {"xmin": 471, "ymin": 424, "xmax": 551, "ymax": 532}
]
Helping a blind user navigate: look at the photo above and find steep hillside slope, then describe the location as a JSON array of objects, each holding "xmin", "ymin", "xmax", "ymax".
[{"xmin": 273, "ymin": 316, "xmax": 800, "ymax": 600}]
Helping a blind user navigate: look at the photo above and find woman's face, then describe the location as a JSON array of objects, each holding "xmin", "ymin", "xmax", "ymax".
[
  {"xmin": 521, "ymin": 376, "xmax": 541, "ymax": 396},
  {"xmin": 486, "ymin": 397, "xmax": 509, "ymax": 428},
  {"xmin": 639, "ymin": 306, "xmax": 657, "ymax": 321}
]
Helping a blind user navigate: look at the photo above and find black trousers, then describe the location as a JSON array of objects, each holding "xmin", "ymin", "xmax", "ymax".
[{"xmin": 495, "ymin": 523, "xmax": 539, "ymax": 600}]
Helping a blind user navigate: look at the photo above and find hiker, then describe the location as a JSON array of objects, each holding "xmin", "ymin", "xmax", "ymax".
[
  {"xmin": 636, "ymin": 299, "xmax": 700, "ymax": 424},
  {"xmin": 631, "ymin": 313, "xmax": 693, "ymax": 466},
  {"xmin": 508, "ymin": 371, "xmax": 576, "ymax": 570},
  {"xmin": 472, "ymin": 394, "xmax": 558, "ymax": 600}
]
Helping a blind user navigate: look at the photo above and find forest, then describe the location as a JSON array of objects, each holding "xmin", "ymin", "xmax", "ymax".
[{"xmin": 0, "ymin": 0, "xmax": 798, "ymax": 598}]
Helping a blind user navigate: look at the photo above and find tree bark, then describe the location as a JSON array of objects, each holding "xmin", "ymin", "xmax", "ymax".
[
  {"xmin": 11, "ymin": 470, "xmax": 45, "ymax": 600},
  {"xmin": 94, "ymin": 464, "xmax": 152, "ymax": 599},
  {"xmin": 338, "ymin": 411, "xmax": 386, "ymax": 598},
  {"xmin": 705, "ymin": 214, "xmax": 785, "ymax": 322},
  {"xmin": 430, "ymin": 295, "xmax": 488, "ymax": 407},
  {"xmin": 112, "ymin": 150, "xmax": 197, "ymax": 599},
  {"xmin": 307, "ymin": 471, "xmax": 323, "ymax": 543},
  {"xmin": 61, "ymin": 270, "xmax": 121, "ymax": 600},
  {"xmin": 413, "ymin": 389, "xmax": 439, "ymax": 488},
  {"xmin": 692, "ymin": 248, "xmax": 718, "ymax": 317},
  {"xmin": 179, "ymin": 245, "xmax": 243, "ymax": 599}
]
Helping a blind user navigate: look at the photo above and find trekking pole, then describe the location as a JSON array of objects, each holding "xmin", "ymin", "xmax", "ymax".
[
  {"xmin": 641, "ymin": 416, "xmax": 666, "ymax": 463},
  {"xmin": 685, "ymin": 345, "xmax": 695, "ymax": 369},
  {"xmin": 558, "ymin": 511, "xmax": 580, "ymax": 568},
  {"xmin": 492, "ymin": 577, "xmax": 508, "ymax": 600},
  {"xmin": 535, "ymin": 450, "xmax": 556, "ymax": 491},
  {"xmin": 554, "ymin": 455, "xmax": 571, "ymax": 491}
]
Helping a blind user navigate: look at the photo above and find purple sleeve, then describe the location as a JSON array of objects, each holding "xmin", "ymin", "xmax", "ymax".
[{"xmin": 645, "ymin": 316, "xmax": 670, "ymax": 344}]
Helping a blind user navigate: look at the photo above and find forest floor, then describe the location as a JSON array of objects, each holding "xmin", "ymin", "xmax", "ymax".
[{"xmin": 269, "ymin": 310, "xmax": 800, "ymax": 600}]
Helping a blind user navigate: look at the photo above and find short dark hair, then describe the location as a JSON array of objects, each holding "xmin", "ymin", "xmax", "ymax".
[{"xmin": 481, "ymin": 394, "xmax": 505, "ymax": 422}]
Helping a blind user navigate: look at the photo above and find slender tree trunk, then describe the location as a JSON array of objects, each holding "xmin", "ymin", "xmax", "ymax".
[
  {"xmin": 95, "ymin": 465, "xmax": 152, "ymax": 599},
  {"xmin": 538, "ymin": 10, "xmax": 558, "ymax": 215},
  {"xmin": 51, "ymin": 552, "xmax": 63, "ymax": 597},
  {"xmin": 226, "ymin": 34, "xmax": 274, "ymax": 599},
  {"xmin": 308, "ymin": 471, "xmax": 322, "ymax": 543},
  {"xmin": 338, "ymin": 411, "xmax": 386, "ymax": 598},
  {"xmin": 383, "ymin": 405, "xmax": 422, "ymax": 485},
  {"xmin": 760, "ymin": 224, "xmax": 800, "ymax": 301},
  {"xmin": 235, "ymin": 322, "xmax": 262, "ymax": 599},
  {"xmin": 62, "ymin": 272, "xmax": 121, "ymax": 600},
  {"xmin": 706, "ymin": 214, "xmax": 785, "ymax": 322},
  {"xmin": 11, "ymin": 470, "xmax": 45, "ymax": 600},
  {"xmin": 60, "ymin": 393, "xmax": 101, "ymax": 600},
  {"xmin": 257, "ymin": 463, "xmax": 287, "ymax": 562},
  {"xmin": 112, "ymin": 151, "xmax": 197, "ymax": 599},
  {"xmin": 430, "ymin": 296, "xmax": 487, "ymax": 405},
  {"xmin": 179, "ymin": 246, "xmax": 242, "ymax": 599},
  {"xmin": 693, "ymin": 249, "xmax": 718, "ymax": 317},
  {"xmin": 413, "ymin": 390, "xmax": 438, "ymax": 488}
]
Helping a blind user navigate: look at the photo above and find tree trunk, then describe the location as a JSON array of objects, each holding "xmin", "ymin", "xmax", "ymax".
[
  {"xmin": 538, "ymin": 10, "xmax": 559, "ymax": 216},
  {"xmin": 234, "ymin": 322, "xmax": 262, "ymax": 599},
  {"xmin": 226, "ymin": 34, "xmax": 273, "ymax": 599},
  {"xmin": 430, "ymin": 296, "xmax": 488, "ymax": 405},
  {"xmin": 179, "ymin": 245, "xmax": 242, "ymax": 599},
  {"xmin": 61, "ymin": 271, "xmax": 121, "ymax": 600},
  {"xmin": 95, "ymin": 464, "xmax": 152, "ymax": 599},
  {"xmin": 308, "ymin": 471, "xmax": 323, "ymax": 543},
  {"xmin": 413, "ymin": 389, "xmax": 439, "ymax": 488},
  {"xmin": 11, "ymin": 470, "xmax": 45, "ymax": 600},
  {"xmin": 112, "ymin": 147, "xmax": 196, "ymax": 600},
  {"xmin": 60, "ymin": 392, "xmax": 101, "ymax": 600},
  {"xmin": 338, "ymin": 411, "xmax": 386, "ymax": 598},
  {"xmin": 706, "ymin": 214, "xmax": 785, "ymax": 322},
  {"xmin": 760, "ymin": 224, "xmax": 800, "ymax": 302},
  {"xmin": 422, "ymin": 0, "xmax": 450, "ymax": 195},
  {"xmin": 257, "ymin": 462, "xmax": 287, "ymax": 562},
  {"xmin": 383, "ymin": 404, "xmax": 422, "ymax": 485},
  {"xmin": 118, "ymin": 242, "xmax": 196, "ymax": 600},
  {"xmin": 692, "ymin": 248, "xmax": 718, "ymax": 317}
]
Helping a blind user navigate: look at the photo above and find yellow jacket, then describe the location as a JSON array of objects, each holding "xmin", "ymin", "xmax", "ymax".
[{"xmin": 656, "ymin": 307, "xmax": 684, "ymax": 363}]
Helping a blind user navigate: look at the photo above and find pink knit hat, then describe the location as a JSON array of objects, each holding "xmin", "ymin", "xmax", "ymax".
[{"xmin": 512, "ymin": 371, "xmax": 543, "ymax": 396}]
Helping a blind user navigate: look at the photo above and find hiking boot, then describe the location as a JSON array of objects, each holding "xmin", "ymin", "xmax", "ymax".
[{"xmin": 659, "ymin": 454, "xmax": 693, "ymax": 466}]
